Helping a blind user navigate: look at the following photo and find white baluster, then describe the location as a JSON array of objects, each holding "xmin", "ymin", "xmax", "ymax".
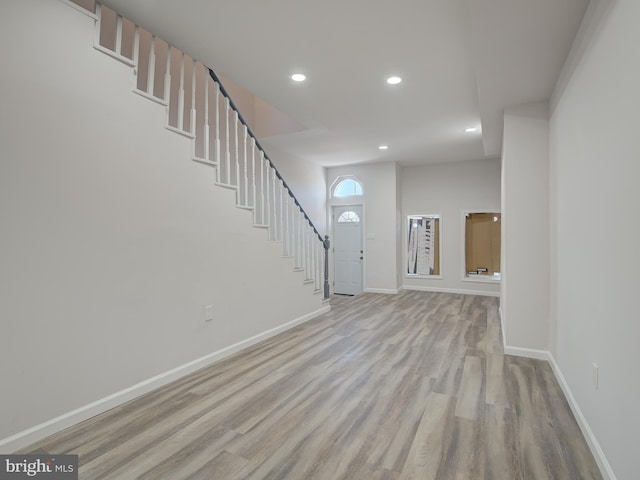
[
  {"xmin": 272, "ymin": 170, "xmax": 278, "ymax": 240},
  {"xmin": 310, "ymin": 232, "xmax": 316, "ymax": 284},
  {"xmin": 300, "ymin": 212, "xmax": 306, "ymax": 275},
  {"xmin": 251, "ymin": 139, "xmax": 257, "ymax": 211},
  {"xmin": 309, "ymin": 226, "xmax": 314, "ymax": 280},
  {"xmin": 309, "ymin": 226, "xmax": 315, "ymax": 281},
  {"xmin": 272, "ymin": 171, "xmax": 278, "ymax": 241},
  {"xmin": 177, "ymin": 52, "xmax": 185, "ymax": 131},
  {"xmin": 297, "ymin": 208, "xmax": 302, "ymax": 267},
  {"xmin": 284, "ymin": 191, "xmax": 290, "ymax": 255},
  {"xmin": 243, "ymin": 125, "xmax": 248, "ymax": 206},
  {"xmin": 292, "ymin": 208, "xmax": 297, "ymax": 263},
  {"xmin": 190, "ymin": 59, "xmax": 196, "ymax": 136},
  {"xmin": 260, "ymin": 152, "xmax": 265, "ymax": 225},
  {"xmin": 302, "ymin": 216, "xmax": 306, "ymax": 271},
  {"xmin": 291, "ymin": 201, "xmax": 297, "ymax": 260},
  {"xmin": 316, "ymin": 237, "xmax": 321, "ymax": 288},
  {"xmin": 316, "ymin": 241, "xmax": 322, "ymax": 290},
  {"xmin": 303, "ymin": 223, "xmax": 309, "ymax": 280},
  {"xmin": 264, "ymin": 158, "xmax": 270, "ymax": 232},
  {"xmin": 292, "ymin": 208, "xmax": 297, "ymax": 261},
  {"xmin": 115, "ymin": 15, "xmax": 123, "ymax": 56},
  {"xmin": 215, "ymin": 82, "xmax": 221, "ymax": 180},
  {"xmin": 94, "ymin": 4, "xmax": 102, "ymax": 49},
  {"xmin": 251, "ymin": 138, "xmax": 258, "ymax": 209},
  {"xmin": 203, "ymin": 67, "xmax": 210, "ymax": 162},
  {"xmin": 234, "ymin": 111, "xmax": 239, "ymax": 188},
  {"xmin": 133, "ymin": 26, "xmax": 140, "ymax": 75},
  {"xmin": 147, "ymin": 35, "xmax": 156, "ymax": 96},
  {"xmin": 280, "ymin": 188, "xmax": 286, "ymax": 251},
  {"xmin": 163, "ymin": 45, "xmax": 171, "ymax": 102},
  {"xmin": 225, "ymin": 97, "xmax": 230, "ymax": 184},
  {"xmin": 293, "ymin": 208, "xmax": 302, "ymax": 268},
  {"xmin": 306, "ymin": 222, "xmax": 313, "ymax": 280}
]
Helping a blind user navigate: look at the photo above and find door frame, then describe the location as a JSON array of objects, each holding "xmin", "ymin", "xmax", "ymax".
[{"xmin": 331, "ymin": 203, "xmax": 365, "ymax": 295}]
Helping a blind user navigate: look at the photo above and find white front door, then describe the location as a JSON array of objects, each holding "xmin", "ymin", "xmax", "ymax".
[{"xmin": 333, "ymin": 205, "xmax": 363, "ymax": 295}]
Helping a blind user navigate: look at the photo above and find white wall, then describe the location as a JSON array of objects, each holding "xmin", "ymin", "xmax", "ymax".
[
  {"xmin": 549, "ymin": 0, "xmax": 640, "ymax": 478},
  {"xmin": 0, "ymin": 0, "xmax": 325, "ymax": 449},
  {"xmin": 402, "ymin": 158, "xmax": 501, "ymax": 295},
  {"xmin": 327, "ymin": 163, "xmax": 399, "ymax": 293},
  {"xmin": 501, "ymin": 102, "xmax": 550, "ymax": 351}
]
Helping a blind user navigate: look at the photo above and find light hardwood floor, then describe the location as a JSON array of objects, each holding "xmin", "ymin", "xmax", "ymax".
[{"xmin": 22, "ymin": 291, "xmax": 602, "ymax": 479}]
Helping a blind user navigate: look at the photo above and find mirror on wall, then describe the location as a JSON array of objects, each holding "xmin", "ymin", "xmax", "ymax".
[
  {"xmin": 464, "ymin": 212, "xmax": 501, "ymax": 281},
  {"xmin": 406, "ymin": 214, "xmax": 441, "ymax": 277}
]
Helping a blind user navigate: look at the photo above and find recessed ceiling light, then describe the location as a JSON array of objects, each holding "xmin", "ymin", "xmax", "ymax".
[
  {"xmin": 386, "ymin": 76, "xmax": 402, "ymax": 85},
  {"xmin": 464, "ymin": 127, "xmax": 478, "ymax": 133},
  {"xmin": 291, "ymin": 73, "xmax": 306, "ymax": 82},
  {"xmin": 379, "ymin": 145, "xmax": 389, "ymax": 150}
]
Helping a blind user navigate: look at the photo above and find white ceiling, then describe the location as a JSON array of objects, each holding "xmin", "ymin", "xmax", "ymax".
[{"xmin": 100, "ymin": 0, "xmax": 589, "ymax": 167}]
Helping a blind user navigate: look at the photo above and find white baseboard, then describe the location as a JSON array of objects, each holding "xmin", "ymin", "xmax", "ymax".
[
  {"xmin": 547, "ymin": 354, "xmax": 617, "ymax": 480},
  {"xmin": 402, "ymin": 285, "xmax": 500, "ymax": 297},
  {"xmin": 364, "ymin": 288, "xmax": 400, "ymax": 294},
  {"xmin": 502, "ymin": 346, "xmax": 616, "ymax": 480},
  {"xmin": 498, "ymin": 306, "xmax": 506, "ymax": 350},
  {"xmin": 0, "ymin": 305, "xmax": 330, "ymax": 453}
]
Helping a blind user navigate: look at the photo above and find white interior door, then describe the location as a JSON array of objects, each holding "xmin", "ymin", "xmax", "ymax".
[{"xmin": 333, "ymin": 205, "xmax": 363, "ymax": 295}]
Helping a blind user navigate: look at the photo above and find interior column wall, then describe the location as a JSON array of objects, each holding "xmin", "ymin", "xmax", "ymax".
[{"xmin": 501, "ymin": 102, "xmax": 550, "ymax": 351}]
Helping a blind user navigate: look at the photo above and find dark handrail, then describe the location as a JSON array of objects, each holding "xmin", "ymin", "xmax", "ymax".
[{"xmin": 208, "ymin": 68, "xmax": 323, "ymax": 243}]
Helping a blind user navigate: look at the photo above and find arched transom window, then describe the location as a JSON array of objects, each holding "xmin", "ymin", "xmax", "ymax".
[
  {"xmin": 337, "ymin": 210, "xmax": 361, "ymax": 223},
  {"xmin": 333, "ymin": 178, "xmax": 363, "ymax": 197}
]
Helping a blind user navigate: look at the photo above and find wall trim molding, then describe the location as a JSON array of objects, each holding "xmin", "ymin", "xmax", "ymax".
[
  {"xmin": 364, "ymin": 288, "xmax": 400, "ymax": 295},
  {"xmin": 402, "ymin": 285, "xmax": 499, "ymax": 297},
  {"xmin": 0, "ymin": 304, "xmax": 330, "ymax": 453},
  {"xmin": 502, "ymin": 346, "xmax": 616, "ymax": 480}
]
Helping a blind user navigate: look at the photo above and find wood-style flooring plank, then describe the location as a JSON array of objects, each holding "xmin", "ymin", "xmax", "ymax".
[{"xmin": 20, "ymin": 291, "xmax": 603, "ymax": 480}]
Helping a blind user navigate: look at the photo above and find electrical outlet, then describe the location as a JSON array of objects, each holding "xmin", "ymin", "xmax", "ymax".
[
  {"xmin": 204, "ymin": 305, "xmax": 213, "ymax": 322},
  {"xmin": 592, "ymin": 363, "xmax": 599, "ymax": 389}
]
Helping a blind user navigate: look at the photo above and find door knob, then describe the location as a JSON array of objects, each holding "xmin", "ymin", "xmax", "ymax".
[{"xmin": 360, "ymin": 256, "xmax": 363, "ymax": 260}]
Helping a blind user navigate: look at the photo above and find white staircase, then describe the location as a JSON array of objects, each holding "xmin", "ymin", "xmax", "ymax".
[{"xmin": 69, "ymin": 0, "xmax": 328, "ymax": 296}]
